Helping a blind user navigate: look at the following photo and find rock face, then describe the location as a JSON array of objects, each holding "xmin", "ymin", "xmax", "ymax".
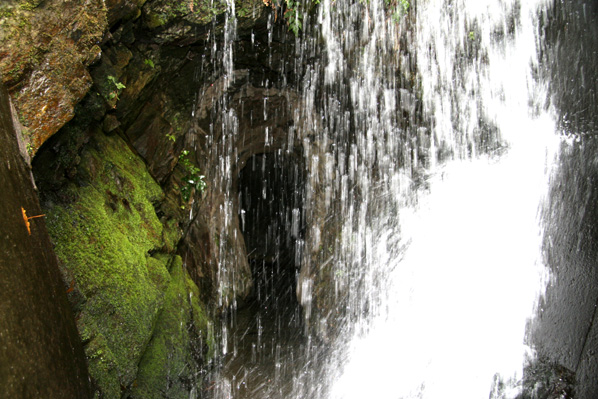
[
  {"xmin": 5, "ymin": 1, "xmax": 598, "ymax": 398},
  {"xmin": 0, "ymin": 0, "xmax": 110, "ymax": 153},
  {"xmin": 3, "ymin": 0, "xmax": 300, "ymax": 396},
  {"xmin": 0, "ymin": 85, "xmax": 91, "ymax": 398},
  {"xmin": 2, "ymin": 0, "xmax": 420, "ymax": 397},
  {"xmin": 35, "ymin": 129, "xmax": 200, "ymax": 397}
]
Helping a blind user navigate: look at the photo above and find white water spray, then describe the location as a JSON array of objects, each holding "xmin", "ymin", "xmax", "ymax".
[
  {"xmin": 209, "ymin": 0, "xmax": 565, "ymax": 397},
  {"xmin": 328, "ymin": 0, "xmax": 560, "ymax": 398}
]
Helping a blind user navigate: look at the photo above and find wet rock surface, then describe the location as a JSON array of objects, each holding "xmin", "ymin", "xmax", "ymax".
[
  {"xmin": 212, "ymin": 299, "xmax": 310, "ymax": 399},
  {"xmin": 6, "ymin": 0, "xmax": 301, "ymax": 396},
  {"xmin": 3, "ymin": 0, "xmax": 598, "ymax": 398},
  {"xmin": 0, "ymin": 85, "xmax": 91, "ymax": 398},
  {"xmin": 519, "ymin": 359, "xmax": 575, "ymax": 399},
  {"xmin": 529, "ymin": 2, "xmax": 598, "ymax": 398},
  {"xmin": 532, "ymin": 137, "xmax": 598, "ymax": 399},
  {"xmin": 0, "ymin": 0, "xmax": 109, "ymax": 152}
]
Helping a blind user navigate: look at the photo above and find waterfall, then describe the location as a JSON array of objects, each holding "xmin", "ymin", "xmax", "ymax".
[
  {"xmin": 323, "ymin": 0, "xmax": 561, "ymax": 398},
  {"xmin": 209, "ymin": 0, "xmax": 564, "ymax": 397}
]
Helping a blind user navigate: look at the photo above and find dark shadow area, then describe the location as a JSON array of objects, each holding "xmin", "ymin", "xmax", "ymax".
[
  {"xmin": 238, "ymin": 150, "xmax": 306, "ymax": 311},
  {"xmin": 208, "ymin": 149, "xmax": 309, "ymax": 399}
]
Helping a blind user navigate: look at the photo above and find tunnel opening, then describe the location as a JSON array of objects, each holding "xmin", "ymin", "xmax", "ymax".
[{"xmin": 238, "ymin": 149, "xmax": 306, "ymax": 314}]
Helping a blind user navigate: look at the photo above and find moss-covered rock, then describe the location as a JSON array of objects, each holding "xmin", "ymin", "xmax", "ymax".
[
  {"xmin": 44, "ymin": 130, "xmax": 182, "ymax": 397},
  {"xmin": 0, "ymin": 0, "xmax": 109, "ymax": 154},
  {"xmin": 142, "ymin": 0, "xmax": 227, "ymax": 30},
  {"xmin": 11, "ymin": 0, "xmax": 299, "ymax": 395},
  {"xmin": 0, "ymin": 0, "xmax": 273, "ymax": 156},
  {"xmin": 130, "ymin": 255, "xmax": 215, "ymax": 399}
]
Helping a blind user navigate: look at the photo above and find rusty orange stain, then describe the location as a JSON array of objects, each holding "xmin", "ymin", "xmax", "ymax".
[
  {"xmin": 66, "ymin": 279, "xmax": 75, "ymax": 294},
  {"xmin": 21, "ymin": 207, "xmax": 45, "ymax": 235}
]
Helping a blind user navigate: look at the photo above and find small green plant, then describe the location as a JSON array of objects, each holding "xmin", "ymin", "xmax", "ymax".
[
  {"xmin": 285, "ymin": 0, "xmax": 303, "ymax": 37},
  {"xmin": 269, "ymin": 0, "xmax": 319, "ymax": 36},
  {"xmin": 106, "ymin": 75, "xmax": 126, "ymax": 101},
  {"xmin": 166, "ymin": 133, "xmax": 176, "ymax": 142},
  {"xmin": 144, "ymin": 58, "xmax": 155, "ymax": 68},
  {"xmin": 386, "ymin": 0, "xmax": 409, "ymax": 22},
  {"xmin": 399, "ymin": 0, "xmax": 409, "ymax": 13},
  {"xmin": 107, "ymin": 75, "xmax": 126, "ymax": 90},
  {"xmin": 468, "ymin": 31, "xmax": 475, "ymax": 40},
  {"xmin": 178, "ymin": 150, "xmax": 206, "ymax": 202}
]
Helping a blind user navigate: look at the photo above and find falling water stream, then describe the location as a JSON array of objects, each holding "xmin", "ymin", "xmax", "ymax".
[
  {"xmin": 209, "ymin": 0, "xmax": 568, "ymax": 397},
  {"xmin": 329, "ymin": 1, "xmax": 558, "ymax": 398}
]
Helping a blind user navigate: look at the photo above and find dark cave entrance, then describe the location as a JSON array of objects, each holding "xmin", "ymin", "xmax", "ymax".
[
  {"xmin": 238, "ymin": 149, "xmax": 306, "ymax": 311},
  {"xmin": 213, "ymin": 149, "xmax": 308, "ymax": 399}
]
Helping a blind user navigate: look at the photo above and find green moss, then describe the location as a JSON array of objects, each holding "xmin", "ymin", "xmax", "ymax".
[
  {"xmin": 146, "ymin": 254, "xmax": 172, "ymax": 292},
  {"xmin": 144, "ymin": 10, "xmax": 168, "ymax": 29},
  {"xmin": 18, "ymin": 2, "xmax": 37, "ymax": 11},
  {"xmin": 162, "ymin": 217, "xmax": 182, "ymax": 252},
  {"xmin": 82, "ymin": 332, "xmax": 120, "ymax": 398},
  {"xmin": 143, "ymin": 0, "xmax": 227, "ymax": 30},
  {"xmin": 0, "ymin": 6, "xmax": 15, "ymax": 19},
  {"xmin": 45, "ymin": 131, "xmax": 171, "ymax": 395},
  {"xmin": 130, "ymin": 256, "xmax": 215, "ymax": 398},
  {"xmin": 183, "ymin": 262, "xmax": 215, "ymax": 359}
]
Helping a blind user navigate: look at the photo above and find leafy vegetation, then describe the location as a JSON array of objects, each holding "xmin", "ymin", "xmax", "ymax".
[
  {"xmin": 19, "ymin": 0, "xmax": 41, "ymax": 11},
  {"xmin": 144, "ymin": 0, "xmax": 227, "ymax": 29},
  {"xmin": 106, "ymin": 75, "xmax": 126, "ymax": 101},
  {"xmin": 284, "ymin": 0, "xmax": 303, "ymax": 36},
  {"xmin": 178, "ymin": 150, "xmax": 206, "ymax": 202},
  {"xmin": 144, "ymin": 58, "xmax": 155, "ymax": 68},
  {"xmin": 261, "ymin": 0, "xmax": 319, "ymax": 36},
  {"xmin": 385, "ymin": 0, "xmax": 409, "ymax": 22}
]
